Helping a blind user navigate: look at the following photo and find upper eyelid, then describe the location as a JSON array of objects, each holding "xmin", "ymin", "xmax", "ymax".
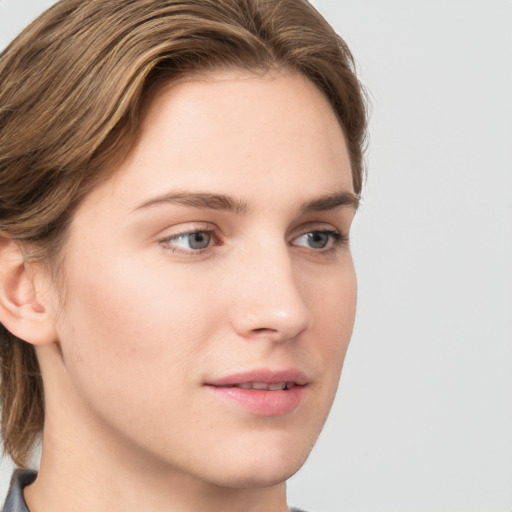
[
  {"xmin": 154, "ymin": 214, "xmax": 348, "ymax": 238},
  {"xmin": 160, "ymin": 228, "xmax": 217, "ymax": 244},
  {"xmin": 291, "ymin": 229, "xmax": 346, "ymax": 245},
  {"xmin": 166, "ymin": 229, "xmax": 214, "ymax": 239},
  {"xmin": 289, "ymin": 221, "xmax": 344, "ymax": 237},
  {"xmin": 156, "ymin": 222, "xmax": 216, "ymax": 238},
  {"xmin": 291, "ymin": 228, "xmax": 338, "ymax": 239},
  {"xmin": 157, "ymin": 223, "xmax": 344, "ymax": 239}
]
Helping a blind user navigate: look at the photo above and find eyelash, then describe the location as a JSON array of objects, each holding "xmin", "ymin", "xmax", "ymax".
[
  {"xmin": 294, "ymin": 230, "xmax": 348, "ymax": 252},
  {"xmin": 159, "ymin": 228, "xmax": 348, "ymax": 256},
  {"xmin": 160, "ymin": 229, "xmax": 219, "ymax": 255}
]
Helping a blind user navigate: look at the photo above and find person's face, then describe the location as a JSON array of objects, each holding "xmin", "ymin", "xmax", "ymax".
[{"xmin": 48, "ymin": 70, "xmax": 357, "ymax": 487}]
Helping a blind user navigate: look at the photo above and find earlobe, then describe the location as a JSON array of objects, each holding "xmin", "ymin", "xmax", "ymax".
[{"xmin": 0, "ymin": 236, "xmax": 58, "ymax": 345}]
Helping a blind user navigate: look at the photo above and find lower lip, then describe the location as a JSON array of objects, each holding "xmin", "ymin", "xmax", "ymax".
[{"xmin": 205, "ymin": 385, "xmax": 306, "ymax": 416}]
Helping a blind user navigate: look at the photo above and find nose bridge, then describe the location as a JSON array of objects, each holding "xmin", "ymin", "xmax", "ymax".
[{"xmin": 229, "ymin": 239, "xmax": 312, "ymax": 341}]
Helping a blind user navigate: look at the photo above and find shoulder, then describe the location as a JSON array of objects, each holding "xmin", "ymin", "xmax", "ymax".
[{"xmin": 1, "ymin": 470, "xmax": 36, "ymax": 512}]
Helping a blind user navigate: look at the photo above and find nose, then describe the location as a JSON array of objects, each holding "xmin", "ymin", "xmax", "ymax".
[{"xmin": 228, "ymin": 245, "xmax": 312, "ymax": 342}]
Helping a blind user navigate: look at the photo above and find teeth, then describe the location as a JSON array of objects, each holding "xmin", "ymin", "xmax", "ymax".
[
  {"xmin": 268, "ymin": 383, "xmax": 286, "ymax": 391},
  {"xmin": 236, "ymin": 382, "xmax": 289, "ymax": 390}
]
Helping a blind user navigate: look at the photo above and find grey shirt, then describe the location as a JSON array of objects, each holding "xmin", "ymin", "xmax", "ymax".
[{"xmin": 1, "ymin": 470, "xmax": 308, "ymax": 512}]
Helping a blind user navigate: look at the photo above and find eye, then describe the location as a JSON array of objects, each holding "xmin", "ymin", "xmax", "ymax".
[
  {"xmin": 291, "ymin": 230, "xmax": 344, "ymax": 251},
  {"xmin": 161, "ymin": 230, "xmax": 214, "ymax": 252}
]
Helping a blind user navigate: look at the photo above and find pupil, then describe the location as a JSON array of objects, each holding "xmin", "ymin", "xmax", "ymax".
[
  {"xmin": 189, "ymin": 232, "xmax": 210, "ymax": 249},
  {"xmin": 309, "ymin": 232, "xmax": 328, "ymax": 249}
]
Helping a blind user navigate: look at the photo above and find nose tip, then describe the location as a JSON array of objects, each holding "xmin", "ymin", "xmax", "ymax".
[{"xmin": 230, "ymin": 272, "xmax": 312, "ymax": 342}]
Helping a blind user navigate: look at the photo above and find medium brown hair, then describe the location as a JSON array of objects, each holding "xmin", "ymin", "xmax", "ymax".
[{"xmin": 0, "ymin": 0, "xmax": 367, "ymax": 466}]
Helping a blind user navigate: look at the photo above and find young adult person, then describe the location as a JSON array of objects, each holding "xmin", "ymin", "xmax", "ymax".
[{"xmin": 0, "ymin": 1, "xmax": 367, "ymax": 511}]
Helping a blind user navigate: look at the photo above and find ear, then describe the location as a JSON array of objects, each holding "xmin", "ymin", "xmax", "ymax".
[{"xmin": 0, "ymin": 235, "xmax": 58, "ymax": 345}]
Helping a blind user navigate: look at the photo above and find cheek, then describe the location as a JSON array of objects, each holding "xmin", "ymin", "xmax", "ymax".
[
  {"xmin": 55, "ymin": 252, "xmax": 223, "ymax": 401},
  {"xmin": 49, "ymin": 239, "xmax": 357, "ymax": 482},
  {"xmin": 310, "ymin": 256, "xmax": 357, "ymax": 327},
  {"xmin": 308, "ymin": 261, "xmax": 357, "ymax": 377}
]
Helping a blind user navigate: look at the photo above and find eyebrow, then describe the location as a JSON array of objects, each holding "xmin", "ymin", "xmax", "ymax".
[
  {"xmin": 134, "ymin": 192, "xmax": 249, "ymax": 214},
  {"xmin": 299, "ymin": 191, "xmax": 360, "ymax": 214},
  {"xmin": 134, "ymin": 190, "xmax": 359, "ymax": 214}
]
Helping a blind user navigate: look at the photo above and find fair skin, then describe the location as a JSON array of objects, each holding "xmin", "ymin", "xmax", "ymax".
[{"xmin": 1, "ymin": 69, "xmax": 357, "ymax": 512}]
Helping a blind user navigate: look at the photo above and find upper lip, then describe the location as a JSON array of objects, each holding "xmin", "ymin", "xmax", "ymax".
[{"xmin": 205, "ymin": 368, "xmax": 309, "ymax": 387}]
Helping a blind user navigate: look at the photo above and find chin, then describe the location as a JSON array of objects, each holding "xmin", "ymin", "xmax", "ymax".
[
  {"xmin": 196, "ymin": 430, "xmax": 317, "ymax": 490},
  {"xmin": 208, "ymin": 458, "xmax": 307, "ymax": 490}
]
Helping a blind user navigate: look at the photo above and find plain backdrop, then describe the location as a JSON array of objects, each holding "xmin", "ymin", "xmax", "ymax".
[{"xmin": 1, "ymin": 1, "xmax": 511, "ymax": 511}]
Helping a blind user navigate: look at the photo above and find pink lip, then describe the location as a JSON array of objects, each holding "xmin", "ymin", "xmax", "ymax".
[{"xmin": 204, "ymin": 368, "xmax": 309, "ymax": 417}]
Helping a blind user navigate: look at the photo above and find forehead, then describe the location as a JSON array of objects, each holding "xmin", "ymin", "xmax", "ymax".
[{"xmin": 78, "ymin": 69, "xmax": 353, "ymax": 218}]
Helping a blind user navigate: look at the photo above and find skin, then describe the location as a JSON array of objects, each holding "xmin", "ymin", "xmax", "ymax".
[{"xmin": 19, "ymin": 69, "xmax": 357, "ymax": 512}]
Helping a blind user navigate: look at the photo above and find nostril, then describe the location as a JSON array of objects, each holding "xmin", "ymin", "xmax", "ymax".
[{"xmin": 251, "ymin": 327, "xmax": 277, "ymax": 335}]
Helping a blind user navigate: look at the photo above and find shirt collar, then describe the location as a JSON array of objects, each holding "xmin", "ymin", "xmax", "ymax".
[{"xmin": 2, "ymin": 469, "xmax": 36, "ymax": 512}]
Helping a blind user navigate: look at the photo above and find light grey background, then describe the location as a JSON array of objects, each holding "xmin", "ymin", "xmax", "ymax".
[{"xmin": 1, "ymin": 1, "xmax": 511, "ymax": 511}]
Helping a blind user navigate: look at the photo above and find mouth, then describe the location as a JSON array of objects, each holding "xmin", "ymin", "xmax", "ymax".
[
  {"xmin": 204, "ymin": 369, "xmax": 308, "ymax": 416},
  {"xmin": 206, "ymin": 368, "xmax": 308, "ymax": 387},
  {"xmin": 215, "ymin": 381, "xmax": 299, "ymax": 391}
]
